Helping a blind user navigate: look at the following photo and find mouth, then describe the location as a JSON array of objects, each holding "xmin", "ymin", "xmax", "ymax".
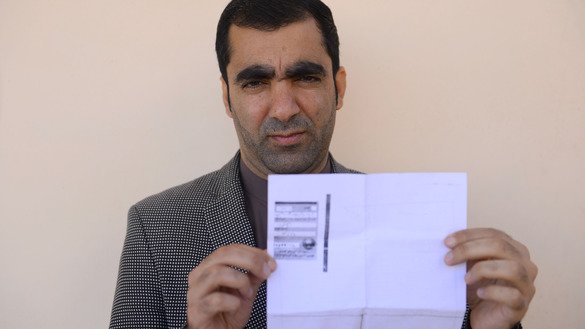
[{"xmin": 268, "ymin": 131, "xmax": 305, "ymax": 146}]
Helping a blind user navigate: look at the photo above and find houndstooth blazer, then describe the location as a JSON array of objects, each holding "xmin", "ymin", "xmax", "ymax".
[
  {"xmin": 110, "ymin": 152, "xmax": 514, "ymax": 329},
  {"xmin": 110, "ymin": 152, "xmax": 359, "ymax": 328}
]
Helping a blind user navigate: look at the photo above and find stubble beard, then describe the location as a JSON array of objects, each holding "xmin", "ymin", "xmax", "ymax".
[{"xmin": 234, "ymin": 110, "xmax": 336, "ymax": 175}]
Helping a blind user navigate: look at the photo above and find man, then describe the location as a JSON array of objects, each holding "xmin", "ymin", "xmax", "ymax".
[{"xmin": 110, "ymin": 1, "xmax": 537, "ymax": 328}]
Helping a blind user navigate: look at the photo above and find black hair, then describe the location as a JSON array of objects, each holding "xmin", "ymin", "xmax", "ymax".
[{"xmin": 215, "ymin": 0, "xmax": 340, "ymax": 84}]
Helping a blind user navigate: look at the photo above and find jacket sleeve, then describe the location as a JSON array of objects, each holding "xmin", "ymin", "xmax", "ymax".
[
  {"xmin": 110, "ymin": 206, "xmax": 167, "ymax": 328},
  {"xmin": 461, "ymin": 306, "xmax": 522, "ymax": 329}
]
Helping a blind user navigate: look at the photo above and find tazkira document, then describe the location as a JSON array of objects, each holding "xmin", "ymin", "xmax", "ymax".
[{"xmin": 267, "ymin": 173, "xmax": 467, "ymax": 329}]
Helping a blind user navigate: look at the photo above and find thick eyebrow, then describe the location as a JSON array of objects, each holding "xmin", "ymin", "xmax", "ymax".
[
  {"xmin": 285, "ymin": 61, "xmax": 326, "ymax": 79},
  {"xmin": 235, "ymin": 65, "xmax": 276, "ymax": 84}
]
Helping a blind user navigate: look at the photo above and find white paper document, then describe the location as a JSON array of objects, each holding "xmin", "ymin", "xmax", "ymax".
[{"xmin": 267, "ymin": 173, "xmax": 467, "ymax": 329}]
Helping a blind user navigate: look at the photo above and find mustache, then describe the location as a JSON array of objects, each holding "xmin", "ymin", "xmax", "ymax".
[{"xmin": 261, "ymin": 115, "xmax": 312, "ymax": 135}]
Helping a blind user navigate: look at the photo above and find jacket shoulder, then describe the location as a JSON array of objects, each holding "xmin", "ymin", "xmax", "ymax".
[
  {"xmin": 133, "ymin": 167, "xmax": 229, "ymax": 213},
  {"xmin": 135, "ymin": 154, "xmax": 240, "ymax": 212},
  {"xmin": 330, "ymin": 156, "xmax": 362, "ymax": 174}
]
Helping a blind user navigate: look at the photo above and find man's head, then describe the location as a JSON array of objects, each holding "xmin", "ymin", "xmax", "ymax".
[
  {"xmin": 216, "ymin": 0, "xmax": 340, "ymax": 86},
  {"xmin": 216, "ymin": 0, "xmax": 346, "ymax": 178}
]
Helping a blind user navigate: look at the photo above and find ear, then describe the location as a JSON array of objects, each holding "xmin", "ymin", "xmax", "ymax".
[
  {"xmin": 221, "ymin": 77, "xmax": 233, "ymax": 118},
  {"xmin": 334, "ymin": 66, "xmax": 347, "ymax": 110}
]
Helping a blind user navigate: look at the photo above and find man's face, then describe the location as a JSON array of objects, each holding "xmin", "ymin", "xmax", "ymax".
[{"xmin": 222, "ymin": 18, "xmax": 346, "ymax": 178}]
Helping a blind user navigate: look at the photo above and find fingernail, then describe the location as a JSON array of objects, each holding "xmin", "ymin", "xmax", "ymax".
[
  {"xmin": 445, "ymin": 236, "xmax": 456, "ymax": 247},
  {"xmin": 444, "ymin": 251, "xmax": 454, "ymax": 264},
  {"xmin": 464, "ymin": 272, "xmax": 471, "ymax": 283},
  {"xmin": 477, "ymin": 288, "xmax": 485, "ymax": 298},
  {"xmin": 263, "ymin": 263, "xmax": 271, "ymax": 277},
  {"xmin": 247, "ymin": 287, "xmax": 255, "ymax": 298},
  {"xmin": 268, "ymin": 259, "xmax": 277, "ymax": 272}
]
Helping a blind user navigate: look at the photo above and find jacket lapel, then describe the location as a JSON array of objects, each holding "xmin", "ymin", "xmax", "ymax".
[
  {"xmin": 205, "ymin": 153, "xmax": 257, "ymax": 250},
  {"xmin": 204, "ymin": 152, "xmax": 358, "ymax": 251}
]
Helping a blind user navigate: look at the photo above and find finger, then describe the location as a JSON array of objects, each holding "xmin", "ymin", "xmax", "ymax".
[
  {"xmin": 444, "ymin": 237, "xmax": 521, "ymax": 265},
  {"xmin": 190, "ymin": 265, "xmax": 255, "ymax": 300},
  {"xmin": 196, "ymin": 291, "xmax": 242, "ymax": 315},
  {"xmin": 445, "ymin": 228, "xmax": 510, "ymax": 246},
  {"xmin": 199, "ymin": 244, "xmax": 277, "ymax": 280},
  {"xmin": 476, "ymin": 285, "xmax": 527, "ymax": 311},
  {"xmin": 465, "ymin": 260, "xmax": 534, "ymax": 296},
  {"xmin": 445, "ymin": 228, "xmax": 531, "ymax": 259},
  {"xmin": 526, "ymin": 260, "xmax": 539, "ymax": 282}
]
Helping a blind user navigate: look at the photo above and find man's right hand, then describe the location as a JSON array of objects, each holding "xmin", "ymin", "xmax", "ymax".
[{"xmin": 186, "ymin": 244, "xmax": 276, "ymax": 329}]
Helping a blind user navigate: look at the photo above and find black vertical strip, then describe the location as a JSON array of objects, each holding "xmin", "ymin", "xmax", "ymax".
[{"xmin": 323, "ymin": 194, "xmax": 331, "ymax": 272}]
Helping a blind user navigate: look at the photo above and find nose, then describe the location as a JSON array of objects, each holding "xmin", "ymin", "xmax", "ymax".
[{"xmin": 269, "ymin": 81, "xmax": 300, "ymax": 122}]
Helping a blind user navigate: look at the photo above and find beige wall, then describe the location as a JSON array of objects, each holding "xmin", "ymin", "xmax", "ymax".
[{"xmin": 1, "ymin": 1, "xmax": 583, "ymax": 328}]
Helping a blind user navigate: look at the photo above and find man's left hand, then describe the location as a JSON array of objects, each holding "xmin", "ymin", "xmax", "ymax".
[{"xmin": 444, "ymin": 228, "xmax": 538, "ymax": 329}]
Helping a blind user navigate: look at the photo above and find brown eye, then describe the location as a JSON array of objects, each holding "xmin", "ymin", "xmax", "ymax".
[
  {"xmin": 242, "ymin": 80, "xmax": 265, "ymax": 89},
  {"xmin": 298, "ymin": 76, "xmax": 321, "ymax": 83}
]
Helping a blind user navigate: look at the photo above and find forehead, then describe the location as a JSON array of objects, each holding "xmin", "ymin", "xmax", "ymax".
[{"xmin": 227, "ymin": 18, "xmax": 331, "ymax": 75}]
